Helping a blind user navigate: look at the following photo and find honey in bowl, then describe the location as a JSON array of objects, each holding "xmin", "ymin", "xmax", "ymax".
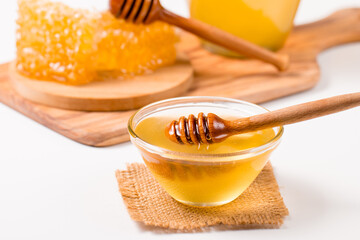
[{"xmin": 129, "ymin": 97, "xmax": 283, "ymax": 207}]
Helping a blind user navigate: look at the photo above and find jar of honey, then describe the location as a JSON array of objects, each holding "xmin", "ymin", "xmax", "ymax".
[
  {"xmin": 128, "ymin": 97, "xmax": 284, "ymax": 207},
  {"xmin": 189, "ymin": 0, "xmax": 300, "ymax": 56}
]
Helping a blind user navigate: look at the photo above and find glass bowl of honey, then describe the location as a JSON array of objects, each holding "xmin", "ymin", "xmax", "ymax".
[{"xmin": 128, "ymin": 97, "xmax": 284, "ymax": 207}]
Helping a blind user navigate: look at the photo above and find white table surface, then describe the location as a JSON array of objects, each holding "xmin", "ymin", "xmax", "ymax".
[{"xmin": 1, "ymin": 0, "xmax": 360, "ymax": 239}]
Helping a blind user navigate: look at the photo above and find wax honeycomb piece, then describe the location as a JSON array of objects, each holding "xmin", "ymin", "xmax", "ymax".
[{"xmin": 16, "ymin": 0, "xmax": 178, "ymax": 85}]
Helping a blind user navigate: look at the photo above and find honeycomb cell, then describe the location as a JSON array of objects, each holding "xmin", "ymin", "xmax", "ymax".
[
  {"xmin": 95, "ymin": 11, "xmax": 178, "ymax": 79},
  {"xmin": 16, "ymin": 0, "xmax": 178, "ymax": 85}
]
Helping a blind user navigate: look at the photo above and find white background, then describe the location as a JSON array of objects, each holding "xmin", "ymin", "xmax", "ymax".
[{"xmin": 1, "ymin": 0, "xmax": 360, "ymax": 239}]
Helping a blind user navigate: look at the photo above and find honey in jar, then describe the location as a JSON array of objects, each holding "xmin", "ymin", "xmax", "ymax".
[
  {"xmin": 129, "ymin": 97, "xmax": 283, "ymax": 206},
  {"xmin": 189, "ymin": 0, "xmax": 300, "ymax": 56}
]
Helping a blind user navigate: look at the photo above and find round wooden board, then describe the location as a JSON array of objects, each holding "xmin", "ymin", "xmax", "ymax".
[{"xmin": 9, "ymin": 58, "xmax": 193, "ymax": 111}]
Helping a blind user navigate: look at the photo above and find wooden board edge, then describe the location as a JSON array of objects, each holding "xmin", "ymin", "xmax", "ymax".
[{"xmin": 8, "ymin": 61, "xmax": 194, "ymax": 111}]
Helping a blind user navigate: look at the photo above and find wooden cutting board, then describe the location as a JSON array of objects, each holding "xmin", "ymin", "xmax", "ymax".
[{"xmin": 0, "ymin": 8, "xmax": 359, "ymax": 147}]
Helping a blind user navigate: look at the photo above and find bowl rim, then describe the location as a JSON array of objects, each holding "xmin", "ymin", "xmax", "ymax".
[{"xmin": 127, "ymin": 96, "xmax": 284, "ymax": 162}]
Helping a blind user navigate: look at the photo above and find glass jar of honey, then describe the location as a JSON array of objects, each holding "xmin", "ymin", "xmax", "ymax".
[
  {"xmin": 128, "ymin": 97, "xmax": 283, "ymax": 207},
  {"xmin": 189, "ymin": 0, "xmax": 300, "ymax": 56}
]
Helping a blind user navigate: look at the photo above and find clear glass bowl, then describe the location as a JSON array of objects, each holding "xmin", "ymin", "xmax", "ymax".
[{"xmin": 128, "ymin": 97, "xmax": 283, "ymax": 207}]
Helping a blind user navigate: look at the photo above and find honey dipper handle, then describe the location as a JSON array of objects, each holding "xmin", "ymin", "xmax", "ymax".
[
  {"xmin": 230, "ymin": 93, "xmax": 360, "ymax": 133},
  {"xmin": 158, "ymin": 9, "xmax": 289, "ymax": 71}
]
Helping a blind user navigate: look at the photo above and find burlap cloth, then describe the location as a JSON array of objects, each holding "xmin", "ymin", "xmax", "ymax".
[{"xmin": 115, "ymin": 162, "xmax": 288, "ymax": 231}]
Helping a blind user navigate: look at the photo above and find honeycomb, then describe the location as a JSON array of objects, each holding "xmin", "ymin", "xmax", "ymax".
[{"xmin": 16, "ymin": 0, "xmax": 178, "ymax": 85}]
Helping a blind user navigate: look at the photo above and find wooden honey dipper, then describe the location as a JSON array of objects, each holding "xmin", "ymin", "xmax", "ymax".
[
  {"xmin": 109, "ymin": 0, "xmax": 289, "ymax": 71},
  {"xmin": 165, "ymin": 93, "xmax": 360, "ymax": 144}
]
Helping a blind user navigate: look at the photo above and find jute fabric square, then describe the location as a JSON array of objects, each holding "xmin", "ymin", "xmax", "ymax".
[{"xmin": 116, "ymin": 162, "xmax": 288, "ymax": 231}]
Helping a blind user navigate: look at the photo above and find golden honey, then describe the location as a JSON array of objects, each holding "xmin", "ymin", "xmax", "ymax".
[
  {"xmin": 189, "ymin": 0, "xmax": 300, "ymax": 56},
  {"xmin": 131, "ymin": 99, "xmax": 282, "ymax": 207},
  {"xmin": 16, "ymin": 0, "xmax": 177, "ymax": 85}
]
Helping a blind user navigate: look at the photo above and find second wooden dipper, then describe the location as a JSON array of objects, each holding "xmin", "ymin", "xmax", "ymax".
[{"xmin": 109, "ymin": 0, "xmax": 289, "ymax": 71}]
